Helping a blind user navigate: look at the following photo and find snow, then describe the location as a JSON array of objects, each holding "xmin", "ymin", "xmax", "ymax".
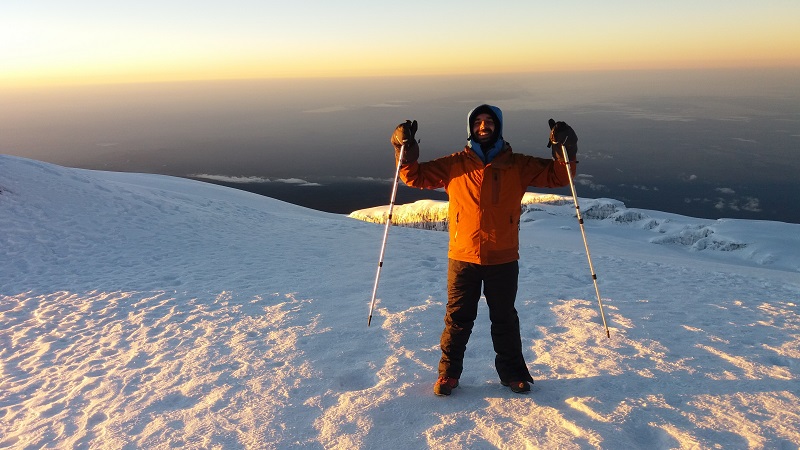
[{"xmin": 1, "ymin": 154, "xmax": 799, "ymax": 449}]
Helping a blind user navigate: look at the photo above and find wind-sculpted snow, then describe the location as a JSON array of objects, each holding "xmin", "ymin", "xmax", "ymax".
[
  {"xmin": 1, "ymin": 155, "xmax": 799, "ymax": 449},
  {"xmin": 348, "ymin": 199, "xmax": 450, "ymax": 231}
]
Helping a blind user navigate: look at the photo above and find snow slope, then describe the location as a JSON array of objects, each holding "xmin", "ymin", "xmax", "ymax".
[{"xmin": 1, "ymin": 154, "xmax": 799, "ymax": 449}]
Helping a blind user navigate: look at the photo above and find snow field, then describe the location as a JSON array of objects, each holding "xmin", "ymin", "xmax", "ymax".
[{"xmin": 1, "ymin": 155, "xmax": 799, "ymax": 449}]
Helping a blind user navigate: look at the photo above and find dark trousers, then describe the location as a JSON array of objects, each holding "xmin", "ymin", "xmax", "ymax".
[{"xmin": 438, "ymin": 259, "xmax": 533, "ymax": 383}]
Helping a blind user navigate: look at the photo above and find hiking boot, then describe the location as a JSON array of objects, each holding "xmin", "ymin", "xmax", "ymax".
[
  {"xmin": 501, "ymin": 380, "xmax": 531, "ymax": 394},
  {"xmin": 433, "ymin": 376, "xmax": 459, "ymax": 396}
]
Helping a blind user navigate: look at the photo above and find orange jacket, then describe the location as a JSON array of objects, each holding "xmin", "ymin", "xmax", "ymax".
[{"xmin": 399, "ymin": 144, "xmax": 574, "ymax": 265}]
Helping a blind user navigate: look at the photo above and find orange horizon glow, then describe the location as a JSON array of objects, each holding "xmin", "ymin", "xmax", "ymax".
[
  {"xmin": 3, "ymin": 1, "xmax": 799, "ymax": 90},
  {"xmin": 3, "ymin": 57, "xmax": 799, "ymax": 90}
]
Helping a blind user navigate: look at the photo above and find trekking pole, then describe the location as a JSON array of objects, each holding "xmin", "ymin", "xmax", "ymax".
[
  {"xmin": 560, "ymin": 142, "xmax": 611, "ymax": 338},
  {"xmin": 368, "ymin": 143, "xmax": 406, "ymax": 326}
]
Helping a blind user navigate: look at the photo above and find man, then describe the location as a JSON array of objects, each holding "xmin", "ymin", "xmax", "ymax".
[{"xmin": 390, "ymin": 104, "xmax": 578, "ymax": 396}]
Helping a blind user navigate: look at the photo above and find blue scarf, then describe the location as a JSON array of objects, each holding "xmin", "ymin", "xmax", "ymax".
[{"xmin": 468, "ymin": 138, "xmax": 505, "ymax": 164}]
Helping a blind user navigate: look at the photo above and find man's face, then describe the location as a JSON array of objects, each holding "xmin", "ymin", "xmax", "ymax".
[{"xmin": 471, "ymin": 113, "xmax": 496, "ymax": 144}]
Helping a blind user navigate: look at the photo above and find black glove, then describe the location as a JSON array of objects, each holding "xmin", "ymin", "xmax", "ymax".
[
  {"xmin": 547, "ymin": 119, "xmax": 578, "ymax": 162},
  {"xmin": 391, "ymin": 120, "xmax": 419, "ymax": 165}
]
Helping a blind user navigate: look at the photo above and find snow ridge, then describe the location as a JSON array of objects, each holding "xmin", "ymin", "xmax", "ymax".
[{"xmin": 351, "ymin": 193, "xmax": 796, "ymax": 270}]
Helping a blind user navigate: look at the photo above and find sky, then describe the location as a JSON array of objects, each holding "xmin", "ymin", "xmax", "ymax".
[
  {"xmin": 2, "ymin": 154, "xmax": 799, "ymax": 447},
  {"xmin": 3, "ymin": 0, "xmax": 800, "ymax": 88}
]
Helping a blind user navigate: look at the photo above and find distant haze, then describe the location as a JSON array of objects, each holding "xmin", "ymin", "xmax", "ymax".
[{"xmin": 2, "ymin": 69, "xmax": 799, "ymax": 222}]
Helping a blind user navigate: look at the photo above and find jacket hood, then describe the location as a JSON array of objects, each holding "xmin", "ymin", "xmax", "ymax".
[{"xmin": 467, "ymin": 104, "xmax": 505, "ymax": 164}]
